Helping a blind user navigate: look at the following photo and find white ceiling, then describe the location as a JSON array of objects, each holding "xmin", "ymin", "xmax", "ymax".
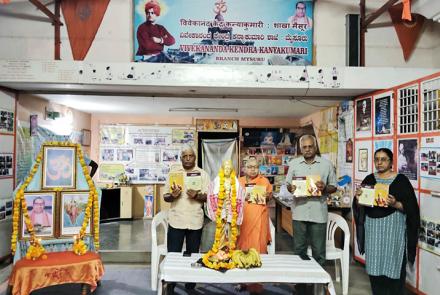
[{"xmin": 35, "ymin": 94, "xmax": 345, "ymax": 118}]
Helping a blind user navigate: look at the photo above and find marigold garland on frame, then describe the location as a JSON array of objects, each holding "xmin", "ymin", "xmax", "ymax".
[{"xmin": 10, "ymin": 141, "xmax": 100, "ymax": 259}]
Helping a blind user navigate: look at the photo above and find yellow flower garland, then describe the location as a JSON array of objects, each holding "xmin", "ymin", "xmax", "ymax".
[
  {"xmin": 10, "ymin": 141, "xmax": 100, "ymax": 258},
  {"xmin": 202, "ymin": 168, "xmax": 238, "ymax": 270}
]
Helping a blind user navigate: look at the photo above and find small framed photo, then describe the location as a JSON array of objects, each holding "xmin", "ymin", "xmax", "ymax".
[
  {"xmin": 60, "ymin": 191, "xmax": 91, "ymax": 236},
  {"xmin": 21, "ymin": 192, "xmax": 56, "ymax": 238},
  {"xmin": 82, "ymin": 129, "xmax": 91, "ymax": 146},
  {"xmin": 358, "ymin": 149, "xmax": 369, "ymax": 172},
  {"xmin": 42, "ymin": 145, "xmax": 77, "ymax": 189},
  {"xmin": 144, "ymin": 194, "xmax": 154, "ymax": 219}
]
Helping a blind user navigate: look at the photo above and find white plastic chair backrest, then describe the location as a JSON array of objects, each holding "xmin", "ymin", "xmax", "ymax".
[
  {"xmin": 326, "ymin": 212, "xmax": 350, "ymax": 250},
  {"xmin": 151, "ymin": 210, "xmax": 168, "ymax": 250}
]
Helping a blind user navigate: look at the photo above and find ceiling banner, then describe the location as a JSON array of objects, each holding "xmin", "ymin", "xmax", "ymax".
[{"xmin": 61, "ymin": 0, "xmax": 110, "ymax": 60}]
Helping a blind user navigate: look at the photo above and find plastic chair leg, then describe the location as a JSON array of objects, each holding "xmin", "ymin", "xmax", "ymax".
[
  {"xmin": 334, "ymin": 259, "xmax": 341, "ymax": 282},
  {"xmin": 151, "ymin": 252, "xmax": 159, "ymax": 291}
]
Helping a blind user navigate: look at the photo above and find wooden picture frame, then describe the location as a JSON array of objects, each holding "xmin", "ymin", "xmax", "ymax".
[
  {"xmin": 82, "ymin": 129, "xmax": 91, "ymax": 146},
  {"xmin": 60, "ymin": 191, "xmax": 92, "ymax": 237},
  {"xmin": 42, "ymin": 145, "xmax": 77, "ymax": 190},
  {"xmin": 20, "ymin": 192, "xmax": 56, "ymax": 239}
]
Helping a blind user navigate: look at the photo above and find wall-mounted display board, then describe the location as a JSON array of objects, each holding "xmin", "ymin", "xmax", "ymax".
[
  {"xmin": 0, "ymin": 89, "xmax": 16, "ymax": 260},
  {"xmin": 353, "ymin": 72, "xmax": 440, "ymax": 294},
  {"xmin": 99, "ymin": 125, "xmax": 196, "ymax": 184}
]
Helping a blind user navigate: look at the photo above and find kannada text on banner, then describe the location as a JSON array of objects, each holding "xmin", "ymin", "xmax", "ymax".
[{"xmin": 133, "ymin": 0, "xmax": 314, "ymax": 65}]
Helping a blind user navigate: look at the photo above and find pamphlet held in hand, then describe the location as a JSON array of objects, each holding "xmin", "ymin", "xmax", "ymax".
[
  {"xmin": 245, "ymin": 184, "xmax": 267, "ymax": 205},
  {"xmin": 292, "ymin": 175, "xmax": 321, "ymax": 197},
  {"xmin": 185, "ymin": 172, "xmax": 202, "ymax": 191}
]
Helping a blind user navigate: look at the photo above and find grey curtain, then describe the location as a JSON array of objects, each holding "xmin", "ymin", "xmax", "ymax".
[{"xmin": 201, "ymin": 138, "xmax": 238, "ymax": 180}]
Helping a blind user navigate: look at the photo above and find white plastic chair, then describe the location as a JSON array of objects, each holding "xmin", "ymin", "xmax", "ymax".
[
  {"xmin": 308, "ymin": 212, "xmax": 350, "ymax": 295},
  {"xmin": 267, "ymin": 219, "xmax": 276, "ymax": 254},
  {"xmin": 151, "ymin": 210, "xmax": 168, "ymax": 291}
]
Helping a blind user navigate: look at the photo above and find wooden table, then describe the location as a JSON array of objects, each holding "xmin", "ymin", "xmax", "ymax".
[
  {"xmin": 8, "ymin": 251, "xmax": 104, "ymax": 295},
  {"xmin": 158, "ymin": 252, "xmax": 335, "ymax": 295}
]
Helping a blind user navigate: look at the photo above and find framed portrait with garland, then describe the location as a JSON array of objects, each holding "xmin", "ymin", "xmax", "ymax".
[
  {"xmin": 60, "ymin": 191, "xmax": 93, "ymax": 237},
  {"xmin": 42, "ymin": 145, "xmax": 77, "ymax": 190},
  {"xmin": 20, "ymin": 192, "xmax": 56, "ymax": 239}
]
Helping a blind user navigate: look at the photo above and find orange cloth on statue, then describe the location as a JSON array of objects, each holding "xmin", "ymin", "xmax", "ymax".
[
  {"xmin": 9, "ymin": 251, "xmax": 104, "ymax": 295},
  {"xmin": 237, "ymin": 175, "xmax": 272, "ymax": 254}
]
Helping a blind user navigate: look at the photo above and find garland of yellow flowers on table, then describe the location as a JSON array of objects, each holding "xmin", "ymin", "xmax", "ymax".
[
  {"xmin": 10, "ymin": 141, "xmax": 100, "ymax": 259},
  {"xmin": 202, "ymin": 167, "xmax": 238, "ymax": 270}
]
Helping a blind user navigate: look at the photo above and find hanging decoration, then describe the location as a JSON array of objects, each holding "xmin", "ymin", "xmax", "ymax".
[
  {"xmin": 61, "ymin": 0, "xmax": 110, "ymax": 60},
  {"xmin": 389, "ymin": 3, "xmax": 425, "ymax": 62}
]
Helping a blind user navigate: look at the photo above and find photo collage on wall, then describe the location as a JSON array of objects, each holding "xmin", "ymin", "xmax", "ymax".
[
  {"xmin": 0, "ymin": 153, "xmax": 13, "ymax": 177},
  {"xmin": 0, "ymin": 109, "xmax": 14, "ymax": 133},
  {"xmin": 99, "ymin": 125, "xmax": 196, "ymax": 184},
  {"xmin": 420, "ymin": 147, "xmax": 440, "ymax": 179},
  {"xmin": 419, "ymin": 217, "xmax": 440, "ymax": 256},
  {"xmin": 0, "ymin": 199, "xmax": 13, "ymax": 221}
]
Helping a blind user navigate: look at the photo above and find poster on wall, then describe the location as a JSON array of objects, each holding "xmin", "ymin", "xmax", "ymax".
[
  {"xmin": 133, "ymin": 0, "xmax": 314, "ymax": 65},
  {"xmin": 397, "ymin": 138, "xmax": 418, "ymax": 181},
  {"xmin": 419, "ymin": 217, "xmax": 440, "ymax": 256},
  {"xmin": 100, "ymin": 126, "xmax": 126, "ymax": 145},
  {"xmin": 356, "ymin": 98, "xmax": 371, "ymax": 133},
  {"xmin": 374, "ymin": 94, "xmax": 392, "ymax": 135},
  {"xmin": 0, "ymin": 109, "xmax": 14, "ymax": 133},
  {"xmin": 420, "ymin": 147, "xmax": 440, "ymax": 179},
  {"xmin": 374, "ymin": 140, "xmax": 393, "ymax": 152},
  {"xmin": 0, "ymin": 153, "xmax": 13, "ymax": 177},
  {"xmin": 172, "ymin": 129, "xmax": 196, "ymax": 145},
  {"xmin": 99, "ymin": 125, "xmax": 196, "ymax": 184}
]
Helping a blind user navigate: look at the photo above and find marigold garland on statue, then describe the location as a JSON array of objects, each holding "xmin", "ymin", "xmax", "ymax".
[
  {"xmin": 202, "ymin": 166, "xmax": 238, "ymax": 270},
  {"xmin": 10, "ymin": 141, "xmax": 100, "ymax": 258}
]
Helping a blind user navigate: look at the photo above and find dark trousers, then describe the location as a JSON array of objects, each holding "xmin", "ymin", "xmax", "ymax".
[
  {"xmin": 292, "ymin": 220, "xmax": 327, "ymax": 266},
  {"xmin": 167, "ymin": 225, "xmax": 203, "ymax": 253},
  {"xmin": 292, "ymin": 220, "xmax": 327, "ymax": 295},
  {"xmin": 369, "ymin": 255, "xmax": 407, "ymax": 295}
]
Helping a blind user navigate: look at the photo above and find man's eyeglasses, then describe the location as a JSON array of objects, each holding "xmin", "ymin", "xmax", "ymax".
[
  {"xmin": 374, "ymin": 157, "xmax": 391, "ymax": 163},
  {"xmin": 146, "ymin": 11, "xmax": 156, "ymax": 15}
]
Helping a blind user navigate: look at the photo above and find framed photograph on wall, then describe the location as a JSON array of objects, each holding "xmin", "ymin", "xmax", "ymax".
[
  {"xmin": 356, "ymin": 98, "xmax": 372, "ymax": 132},
  {"xmin": 60, "ymin": 191, "xmax": 91, "ymax": 236},
  {"xmin": 21, "ymin": 192, "xmax": 56, "ymax": 238},
  {"xmin": 0, "ymin": 153, "xmax": 13, "ymax": 178},
  {"xmin": 144, "ymin": 194, "xmax": 154, "ymax": 219},
  {"xmin": 82, "ymin": 129, "xmax": 91, "ymax": 146},
  {"xmin": 374, "ymin": 93, "xmax": 393, "ymax": 135},
  {"xmin": 42, "ymin": 145, "xmax": 76, "ymax": 189},
  {"xmin": 358, "ymin": 149, "xmax": 369, "ymax": 172}
]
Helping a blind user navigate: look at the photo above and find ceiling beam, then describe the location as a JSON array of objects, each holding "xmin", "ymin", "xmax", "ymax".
[
  {"xmin": 363, "ymin": 0, "xmax": 399, "ymax": 29},
  {"xmin": 28, "ymin": 0, "xmax": 63, "ymax": 26}
]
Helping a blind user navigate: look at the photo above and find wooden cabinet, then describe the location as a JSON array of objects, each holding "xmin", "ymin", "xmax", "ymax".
[{"xmin": 119, "ymin": 186, "xmax": 132, "ymax": 219}]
